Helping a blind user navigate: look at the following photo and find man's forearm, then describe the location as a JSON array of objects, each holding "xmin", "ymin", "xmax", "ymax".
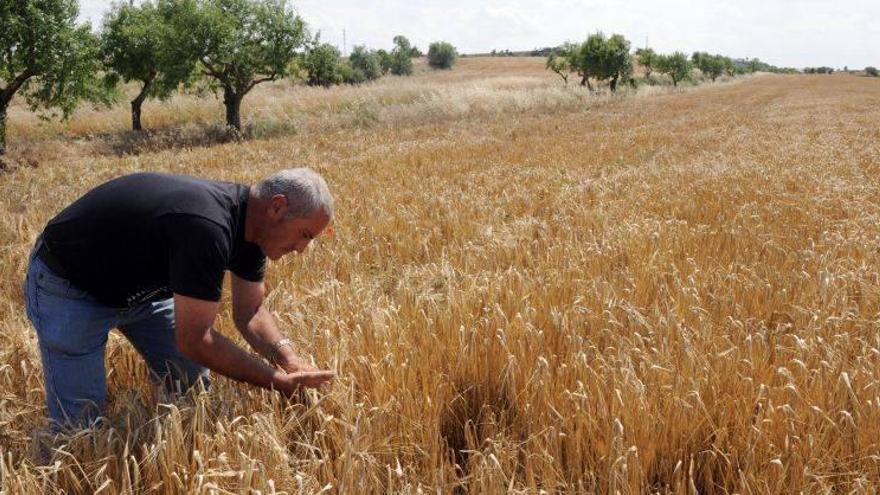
[
  {"xmin": 237, "ymin": 305, "xmax": 302, "ymax": 365},
  {"xmin": 183, "ymin": 326, "xmax": 283, "ymax": 390}
]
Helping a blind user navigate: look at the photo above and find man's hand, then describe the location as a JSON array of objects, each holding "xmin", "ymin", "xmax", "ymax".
[
  {"xmin": 272, "ymin": 369, "xmax": 335, "ymax": 398},
  {"xmin": 276, "ymin": 352, "xmax": 319, "ymax": 374}
]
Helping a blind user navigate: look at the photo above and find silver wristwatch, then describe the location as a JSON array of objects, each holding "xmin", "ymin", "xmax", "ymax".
[{"xmin": 271, "ymin": 338, "xmax": 293, "ymax": 363}]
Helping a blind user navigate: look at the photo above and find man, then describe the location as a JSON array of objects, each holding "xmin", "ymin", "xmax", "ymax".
[{"xmin": 23, "ymin": 168, "xmax": 336, "ymax": 430}]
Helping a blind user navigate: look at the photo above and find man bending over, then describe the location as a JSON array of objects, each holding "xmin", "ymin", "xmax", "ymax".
[{"xmin": 23, "ymin": 168, "xmax": 335, "ymax": 430}]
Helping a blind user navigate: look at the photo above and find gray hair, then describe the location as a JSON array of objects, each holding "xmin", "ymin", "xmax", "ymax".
[{"xmin": 253, "ymin": 168, "xmax": 335, "ymax": 219}]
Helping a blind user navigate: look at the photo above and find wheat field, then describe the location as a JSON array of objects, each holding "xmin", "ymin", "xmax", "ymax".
[{"xmin": 1, "ymin": 57, "xmax": 880, "ymax": 493}]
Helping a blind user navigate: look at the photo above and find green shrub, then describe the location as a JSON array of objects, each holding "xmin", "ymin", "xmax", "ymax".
[
  {"xmin": 303, "ymin": 43, "xmax": 342, "ymax": 86},
  {"xmin": 866, "ymin": 66, "xmax": 879, "ymax": 77},
  {"xmin": 427, "ymin": 41, "xmax": 458, "ymax": 69},
  {"xmin": 338, "ymin": 60, "xmax": 365, "ymax": 85},
  {"xmin": 349, "ymin": 45, "xmax": 382, "ymax": 81}
]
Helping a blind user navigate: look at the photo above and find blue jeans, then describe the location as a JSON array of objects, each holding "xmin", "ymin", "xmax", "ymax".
[{"xmin": 23, "ymin": 238, "xmax": 209, "ymax": 430}]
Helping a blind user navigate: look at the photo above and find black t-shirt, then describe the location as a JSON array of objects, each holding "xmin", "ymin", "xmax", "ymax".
[{"xmin": 40, "ymin": 172, "xmax": 266, "ymax": 308}]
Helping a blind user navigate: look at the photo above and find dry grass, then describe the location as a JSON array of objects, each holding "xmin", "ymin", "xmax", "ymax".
[{"xmin": 1, "ymin": 57, "xmax": 880, "ymax": 493}]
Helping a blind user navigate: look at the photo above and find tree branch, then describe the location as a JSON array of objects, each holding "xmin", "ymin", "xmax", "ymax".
[
  {"xmin": 201, "ymin": 59, "xmax": 224, "ymax": 81},
  {"xmin": 244, "ymin": 75, "xmax": 276, "ymax": 95},
  {"xmin": 0, "ymin": 68, "xmax": 34, "ymax": 105}
]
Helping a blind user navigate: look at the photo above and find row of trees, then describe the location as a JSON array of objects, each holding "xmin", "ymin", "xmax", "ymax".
[
  {"xmin": 303, "ymin": 36, "xmax": 412, "ymax": 87},
  {"xmin": 0, "ymin": 0, "xmax": 460, "ymax": 155},
  {"xmin": 302, "ymin": 37, "xmax": 458, "ymax": 87},
  {"xmin": 545, "ymin": 32, "xmax": 799, "ymax": 92},
  {"xmin": 803, "ymin": 67, "xmax": 836, "ymax": 74},
  {"xmin": 803, "ymin": 66, "xmax": 878, "ymax": 76},
  {"xmin": 1, "ymin": 0, "xmax": 309, "ymax": 153}
]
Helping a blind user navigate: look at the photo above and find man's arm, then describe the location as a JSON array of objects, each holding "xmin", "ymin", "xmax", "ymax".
[
  {"xmin": 174, "ymin": 293, "xmax": 333, "ymax": 395},
  {"xmin": 230, "ymin": 273, "xmax": 316, "ymax": 373}
]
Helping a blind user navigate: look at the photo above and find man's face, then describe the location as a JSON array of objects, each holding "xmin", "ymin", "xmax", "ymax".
[{"xmin": 261, "ymin": 199, "xmax": 331, "ymax": 260}]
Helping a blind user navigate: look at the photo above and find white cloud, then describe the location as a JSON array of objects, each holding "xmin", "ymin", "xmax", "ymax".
[{"xmin": 78, "ymin": 0, "xmax": 880, "ymax": 68}]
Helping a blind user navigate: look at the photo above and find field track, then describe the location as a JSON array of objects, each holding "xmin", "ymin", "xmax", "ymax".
[{"xmin": 2, "ymin": 58, "xmax": 880, "ymax": 493}]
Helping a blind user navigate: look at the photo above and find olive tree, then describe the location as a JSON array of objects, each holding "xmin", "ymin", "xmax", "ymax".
[
  {"xmin": 692, "ymin": 52, "xmax": 725, "ymax": 82},
  {"xmin": 635, "ymin": 47, "xmax": 658, "ymax": 79},
  {"xmin": 865, "ymin": 66, "xmax": 878, "ymax": 77},
  {"xmin": 101, "ymin": 0, "xmax": 198, "ymax": 131},
  {"xmin": 427, "ymin": 41, "xmax": 458, "ymax": 69},
  {"xmin": 186, "ymin": 0, "xmax": 307, "ymax": 131},
  {"xmin": 656, "ymin": 51, "xmax": 691, "ymax": 87},
  {"xmin": 545, "ymin": 44, "xmax": 576, "ymax": 84},
  {"xmin": 570, "ymin": 32, "xmax": 633, "ymax": 92},
  {"xmin": 0, "ymin": 0, "xmax": 109, "ymax": 155},
  {"xmin": 389, "ymin": 35, "xmax": 414, "ymax": 76}
]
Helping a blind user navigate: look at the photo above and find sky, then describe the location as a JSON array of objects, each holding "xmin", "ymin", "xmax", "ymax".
[{"xmin": 78, "ymin": 0, "xmax": 880, "ymax": 69}]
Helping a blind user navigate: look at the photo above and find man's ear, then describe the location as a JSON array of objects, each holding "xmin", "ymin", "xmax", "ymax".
[{"xmin": 270, "ymin": 194, "xmax": 289, "ymax": 218}]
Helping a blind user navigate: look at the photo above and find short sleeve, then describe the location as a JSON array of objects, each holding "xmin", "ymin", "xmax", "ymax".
[
  {"xmin": 163, "ymin": 216, "xmax": 231, "ymax": 301},
  {"xmin": 229, "ymin": 241, "xmax": 266, "ymax": 282}
]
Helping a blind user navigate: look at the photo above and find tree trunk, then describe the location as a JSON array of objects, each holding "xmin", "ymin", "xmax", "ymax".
[
  {"xmin": 672, "ymin": 76, "xmax": 678, "ymax": 87},
  {"xmin": 0, "ymin": 105, "xmax": 7, "ymax": 156},
  {"xmin": 223, "ymin": 87, "xmax": 243, "ymax": 132},
  {"xmin": 130, "ymin": 78, "xmax": 153, "ymax": 132},
  {"xmin": 610, "ymin": 75, "xmax": 618, "ymax": 93},
  {"xmin": 131, "ymin": 99, "xmax": 142, "ymax": 132}
]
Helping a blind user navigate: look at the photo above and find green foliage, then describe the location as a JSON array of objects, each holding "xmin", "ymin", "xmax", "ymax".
[
  {"xmin": 746, "ymin": 58, "xmax": 762, "ymax": 73},
  {"xmin": 723, "ymin": 57, "xmax": 740, "ymax": 77},
  {"xmin": 427, "ymin": 41, "xmax": 458, "ymax": 69},
  {"xmin": 337, "ymin": 60, "xmax": 365, "ymax": 84},
  {"xmin": 389, "ymin": 35, "xmax": 414, "ymax": 76},
  {"xmin": 102, "ymin": 1, "xmax": 194, "ymax": 97},
  {"xmin": 303, "ymin": 43, "xmax": 342, "ymax": 86},
  {"xmin": 101, "ymin": 0, "xmax": 199, "ymax": 130},
  {"xmin": 491, "ymin": 49, "xmax": 515, "ymax": 57},
  {"xmin": 184, "ymin": 0, "xmax": 307, "ymax": 130},
  {"xmin": 865, "ymin": 66, "xmax": 878, "ymax": 77},
  {"xmin": 692, "ymin": 52, "xmax": 726, "ymax": 82},
  {"xmin": 376, "ymin": 49, "xmax": 392, "ymax": 74},
  {"xmin": 635, "ymin": 47, "xmax": 657, "ymax": 78},
  {"xmin": 0, "ymin": 0, "xmax": 110, "ymax": 154},
  {"xmin": 545, "ymin": 44, "xmax": 575, "ymax": 84},
  {"xmin": 656, "ymin": 51, "xmax": 691, "ymax": 87},
  {"xmin": 570, "ymin": 32, "xmax": 633, "ymax": 92},
  {"xmin": 349, "ymin": 45, "xmax": 382, "ymax": 81}
]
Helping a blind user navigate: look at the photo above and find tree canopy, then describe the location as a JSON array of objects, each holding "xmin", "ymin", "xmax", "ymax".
[
  {"xmin": 389, "ymin": 35, "xmax": 414, "ymax": 76},
  {"xmin": 185, "ymin": 0, "xmax": 307, "ymax": 131},
  {"xmin": 657, "ymin": 51, "xmax": 692, "ymax": 87},
  {"xmin": 0, "ymin": 0, "xmax": 110, "ymax": 154},
  {"xmin": 101, "ymin": 0, "xmax": 198, "ymax": 130},
  {"xmin": 570, "ymin": 32, "xmax": 633, "ymax": 92}
]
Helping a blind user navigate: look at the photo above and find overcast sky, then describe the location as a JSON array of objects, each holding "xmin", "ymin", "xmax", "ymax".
[{"xmin": 78, "ymin": 0, "xmax": 879, "ymax": 69}]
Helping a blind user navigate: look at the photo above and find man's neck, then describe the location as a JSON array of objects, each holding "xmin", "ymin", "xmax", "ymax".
[{"xmin": 244, "ymin": 189, "xmax": 264, "ymax": 243}]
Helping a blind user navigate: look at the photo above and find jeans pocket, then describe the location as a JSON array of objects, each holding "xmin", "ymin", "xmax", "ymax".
[{"xmin": 33, "ymin": 263, "xmax": 91, "ymax": 301}]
